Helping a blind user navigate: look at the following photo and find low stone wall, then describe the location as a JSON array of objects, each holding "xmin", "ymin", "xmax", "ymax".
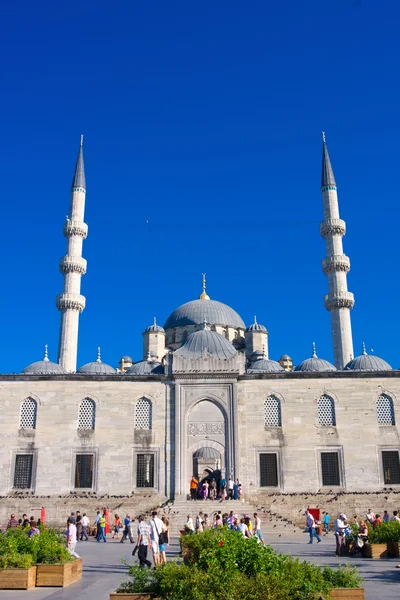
[
  {"xmin": 248, "ymin": 490, "xmax": 400, "ymax": 525},
  {"xmin": 0, "ymin": 493, "xmax": 167, "ymax": 528}
]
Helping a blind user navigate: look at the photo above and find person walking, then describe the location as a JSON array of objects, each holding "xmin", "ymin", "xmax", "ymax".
[
  {"xmin": 306, "ymin": 510, "xmax": 321, "ymax": 544},
  {"xmin": 220, "ymin": 476, "xmax": 226, "ymax": 501},
  {"xmin": 121, "ymin": 514, "xmax": 135, "ymax": 543},
  {"xmin": 66, "ymin": 518, "xmax": 80, "ymax": 558},
  {"xmin": 80, "ymin": 513, "xmax": 89, "ymax": 540},
  {"xmin": 150, "ymin": 510, "xmax": 163, "ymax": 567},
  {"xmin": 253, "ymin": 513, "xmax": 264, "ymax": 545},
  {"xmin": 75, "ymin": 511, "xmax": 82, "ymax": 539},
  {"xmin": 228, "ymin": 478, "xmax": 234, "ymax": 500},
  {"xmin": 159, "ymin": 517, "xmax": 169, "ymax": 565},
  {"xmin": 112, "ymin": 514, "xmax": 122, "ymax": 539},
  {"xmin": 334, "ymin": 513, "xmax": 346, "ymax": 556},
  {"xmin": 136, "ymin": 515, "xmax": 152, "ymax": 568},
  {"xmin": 209, "ymin": 479, "xmax": 217, "ymax": 500},
  {"xmin": 94, "ymin": 510, "xmax": 101, "ymax": 538},
  {"xmin": 97, "ymin": 512, "xmax": 107, "ymax": 542},
  {"xmin": 190, "ymin": 476, "xmax": 198, "ymax": 500},
  {"xmin": 322, "ymin": 512, "xmax": 331, "ymax": 534}
]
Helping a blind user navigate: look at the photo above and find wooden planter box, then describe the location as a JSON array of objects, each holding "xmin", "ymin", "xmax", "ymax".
[
  {"xmin": 363, "ymin": 543, "xmax": 387, "ymax": 558},
  {"xmin": 0, "ymin": 566, "xmax": 37, "ymax": 589},
  {"xmin": 386, "ymin": 541, "xmax": 400, "ymax": 558},
  {"xmin": 327, "ymin": 589, "xmax": 364, "ymax": 599},
  {"xmin": 36, "ymin": 558, "xmax": 82, "ymax": 587}
]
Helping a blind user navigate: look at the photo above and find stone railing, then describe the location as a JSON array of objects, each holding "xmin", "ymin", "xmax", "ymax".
[
  {"xmin": 324, "ymin": 291, "xmax": 355, "ymax": 311},
  {"xmin": 59, "ymin": 256, "xmax": 87, "ymax": 275},
  {"xmin": 322, "ymin": 254, "xmax": 350, "ymax": 274},
  {"xmin": 56, "ymin": 293, "xmax": 86, "ymax": 312},
  {"xmin": 63, "ymin": 220, "xmax": 88, "ymax": 239},
  {"xmin": 320, "ymin": 218, "xmax": 346, "ymax": 238}
]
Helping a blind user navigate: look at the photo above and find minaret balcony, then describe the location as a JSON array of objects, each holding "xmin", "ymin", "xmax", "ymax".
[
  {"xmin": 320, "ymin": 219, "xmax": 346, "ymax": 238},
  {"xmin": 324, "ymin": 291, "xmax": 355, "ymax": 311},
  {"xmin": 322, "ymin": 254, "xmax": 350, "ymax": 274},
  {"xmin": 63, "ymin": 220, "xmax": 88, "ymax": 239},
  {"xmin": 59, "ymin": 256, "xmax": 87, "ymax": 275},
  {"xmin": 56, "ymin": 293, "xmax": 86, "ymax": 312}
]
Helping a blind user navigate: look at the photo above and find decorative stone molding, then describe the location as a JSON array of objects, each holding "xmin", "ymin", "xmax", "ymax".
[
  {"xmin": 59, "ymin": 256, "xmax": 87, "ymax": 275},
  {"xmin": 63, "ymin": 220, "xmax": 88, "ymax": 239},
  {"xmin": 324, "ymin": 291, "xmax": 355, "ymax": 311},
  {"xmin": 320, "ymin": 219, "xmax": 346, "ymax": 238},
  {"xmin": 172, "ymin": 352, "xmax": 245, "ymax": 374},
  {"xmin": 322, "ymin": 254, "xmax": 350, "ymax": 274},
  {"xmin": 56, "ymin": 293, "xmax": 86, "ymax": 312},
  {"xmin": 187, "ymin": 422, "xmax": 224, "ymax": 435}
]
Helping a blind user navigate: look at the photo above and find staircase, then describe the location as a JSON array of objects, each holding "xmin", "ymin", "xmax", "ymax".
[{"xmin": 163, "ymin": 498, "xmax": 302, "ymax": 538}]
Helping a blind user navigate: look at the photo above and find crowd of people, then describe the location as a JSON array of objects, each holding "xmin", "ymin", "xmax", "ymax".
[
  {"xmin": 184, "ymin": 509, "xmax": 264, "ymax": 543},
  {"xmin": 190, "ymin": 475, "xmax": 243, "ymax": 501}
]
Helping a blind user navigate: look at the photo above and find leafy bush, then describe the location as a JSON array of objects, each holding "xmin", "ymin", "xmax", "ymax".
[
  {"xmin": 0, "ymin": 527, "xmax": 73, "ymax": 569},
  {"xmin": 368, "ymin": 521, "xmax": 400, "ymax": 543},
  {"xmin": 117, "ymin": 527, "xmax": 362, "ymax": 600}
]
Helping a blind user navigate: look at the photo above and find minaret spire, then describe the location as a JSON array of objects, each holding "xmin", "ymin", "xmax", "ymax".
[
  {"xmin": 320, "ymin": 134, "xmax": 354, "ymax": 368},
  {"xmin": 56, "ymin": 136, "xmax": 88, "ymax": 372},
  {"xmin": 199, "ymin": 273, "xmax": 210, "ymax": 300}
]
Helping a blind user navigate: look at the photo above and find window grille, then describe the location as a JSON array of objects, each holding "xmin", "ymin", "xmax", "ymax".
[
  {"xmin": 78, "ymin": 398, "xmax": 95, "ymax": 430},
  {"xmin": 382, "ymin": 451, "xmax": 400, "ymax": 485},
  {"xmin": 136, "ymin": 454, "xmax": 154, "ymax": 487},
  {"xmin": 318, "ymin": 395, "xmax": 336, "ymax": 426},
  {"xmin": 377, "ymin": 395, "xmax": 395, "ymax": 426},
  {"xmin": 135, "ymin": 398, "xmax": 152, "ymax": 430},
  {"xmin": 264, "ymin": 395, "xmax": 282, "ymax": 427},
  {"xmin": 14, "ymin": 455, "xmax": 33, "ymax": 488},
  {"xmin": 259, "ymin": 453, "xmax": 278, "ymax": 487},
  {"xmin": 75, "ymin": 454, "xmax": 94, "ymax": 488},
  {"xmin": 321, "ymin": 451, "xmax": 340, "ymax": 486},
  {"xmin": 20, "ymin": 398, "xmax": 37, "ymax": 429}
]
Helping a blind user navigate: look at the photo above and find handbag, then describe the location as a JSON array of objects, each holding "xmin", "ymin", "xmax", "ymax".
[{"xmin": 159, "ymin": 531, "xmax": 168, "ymax": 545}]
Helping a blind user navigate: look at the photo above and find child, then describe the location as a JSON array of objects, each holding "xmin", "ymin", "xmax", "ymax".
[{"xmin": 322, "ymin": 512, "xmax": 330, "ymax": 534}]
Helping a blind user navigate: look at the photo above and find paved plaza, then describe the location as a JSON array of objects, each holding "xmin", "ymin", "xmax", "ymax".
[{"xmin": 1, "ymin": 533, "xmax": 399, "ymax": 600}]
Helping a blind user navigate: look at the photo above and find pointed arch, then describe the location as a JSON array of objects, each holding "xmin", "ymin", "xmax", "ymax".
[
  {"xmin": 264, "ymin": 395, "xmax": 282, "ymax": 427},
  {"xmin": 20, "ymin": 397, "xmax": 37, "ymax": 429},
  {"xmin": 318, "ymin": 394, "xmax": 336, "ymax": 426},
  {"xmin": 377, "ymin": 393, "xmax": 395, "ymax": 425},
  {"xmin": 135, "ymin": 397, "xmax": 152, "ymax": 430},
  {"xmin": 78, "ymin": 398, "xmax": 96, "ymax": 430}
]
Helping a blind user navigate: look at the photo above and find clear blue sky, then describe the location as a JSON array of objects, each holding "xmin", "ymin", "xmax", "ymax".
[{"xmin": 1, "ymin": 0, "xmax": 399, "ymax": 372}]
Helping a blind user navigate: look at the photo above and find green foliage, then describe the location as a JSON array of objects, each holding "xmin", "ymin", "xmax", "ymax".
[
  {"xmin": 118, "ymin": 527, "xmax": 362, "ymax": 599},
  {"xmin": 0, "ymin": 527, "xmax": 73, "ymax": 569},
  {"xmin": 368, "ymin": 521, "xmax": 400, "ymax": 543}
]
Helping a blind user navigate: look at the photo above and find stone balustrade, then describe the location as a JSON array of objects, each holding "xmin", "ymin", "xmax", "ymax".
[
  {"xmin": 324, "ymin": 291, "xmax": 355, "ymax": 311},
  {"xmin": 59, "ymin": 255, "xmax": 87, "ymax": 275},
  {"xmin": 63, "ymin": 220, "xmax": 88, "ymax": 239},
  {"xmin": 56, "ymin": 293, "xmax": 86, "ymax": 312},
  {"xmin": 322, "ymin": 254, "xmax": 350, "ymax": 274},
  {"xmin": 320, "ymin": 218, "xmax": 346, "ymax": 238}
]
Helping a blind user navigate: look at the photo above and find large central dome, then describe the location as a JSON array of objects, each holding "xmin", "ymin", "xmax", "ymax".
[{"xmin": 164, "ymin": 299, "xmax": 245, "ymax": 330}]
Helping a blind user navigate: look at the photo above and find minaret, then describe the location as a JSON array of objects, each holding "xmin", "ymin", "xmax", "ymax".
[
  {"xmin": 56, "ymin": 136, "xmax": 88, "ymax": 372},
  {"xmin": 320, "ymin": 132, "xmax": 354, "ymax": 369}
]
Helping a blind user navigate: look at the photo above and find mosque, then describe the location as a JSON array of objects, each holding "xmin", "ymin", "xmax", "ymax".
[{"xmin": 0, "ymin": 136, "xmax": 399, "ymax": 511}]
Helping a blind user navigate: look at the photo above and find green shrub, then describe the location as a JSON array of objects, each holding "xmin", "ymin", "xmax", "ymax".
[
  {"xmin": 118, "ymin": 528, "xmax": 362, "ymax": 599},
  {"xmin": 368, "ymin": 521, "xmax": 400, "ymax": 543},
  {"xmin": 0, "ymin": 527, "xmax": 72, "ymax": 568}
]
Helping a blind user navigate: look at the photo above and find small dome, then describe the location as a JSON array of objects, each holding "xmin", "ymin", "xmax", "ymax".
[
  {"xmin": 194, "ymin": 447, "xmax": 220, "ymax": 459},
  {"xmin": 294, "ymin": 344, "xmax": 336, "ymax": 372},
  {"xmin": 145, "ymin": 318, "xmax": 165, "ymax": 333},
  {"xmin": 125, "ymin": 358, "xmax": 164, "ymax": 375},
  {"xmin": 280, "ymin": 354, "xmax": 292, "ymax": 360},
  {"xmin": 247, "ymin": 358, "xmax": 284, "ymax": 373},
  {"xmin": 78, "ymin": 348, "xmax": 116, "ymax": 374},
  {"xmin": 174, "ymin": 323, "xmax": 237, "ymax": 360},
  {"xmin": 345, "ymin": 343, "xmax": 391, "ymax": 372},
  {"xmin": 246, "ymin": 316, "xmax": 267, "ymax": 332},
  {"xmin": 121, "ymin": 356, "xmax": 133, "ymax": 363},
  {"xmin": 22, "ymin": 345, "xmax": 66, "ymax": 375}
]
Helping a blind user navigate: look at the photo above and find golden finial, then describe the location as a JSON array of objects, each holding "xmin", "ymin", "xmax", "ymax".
[{"xmin": 199, "ymin": 273, "xmax": 210, "ymax": 300}]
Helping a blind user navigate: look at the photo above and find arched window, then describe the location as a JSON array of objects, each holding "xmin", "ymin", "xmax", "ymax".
[
  {"xmin": 135, "ymin": 398, "xmax": 152, "ymax": 430},
  {"xmin": 78, "ymin": 398, "xmax": 96, "ymax": 430},
  {"xmin": 377, "ymin": 394, "xmax": 395, "ymax": 425},
  {"xmin": 264, "ymin": 395, "xmax": 282, "ymax": 427},
  {"xmin": 318, "ymin": 395, "xmax": 336, "ymax": 426},
  {"xmin": 182, "ymin": 331, "xmax": 189, "ymax": 341},
  {"xmin": 20, "ymin": 398, "xmax": 37, "ymax": 429}
]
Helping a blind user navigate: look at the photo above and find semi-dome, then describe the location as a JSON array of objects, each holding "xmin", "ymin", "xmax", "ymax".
[
  {"xmin": 247, "ymin": 358, "xmax": 284, "ymax": 373},
  {"xmin": 294, "ymin": 344, "xmax": 336, "ymax": 372},
  {"xmin": 125, "ymin": 353, "xmax": 164, "ymax": 375},
  {"xmin": 78, "ymin": 348, "xmax": 116, "ymax": 374},
  {"xmin": 145, "ymin": 318, "xmax": 165, "ymax": 333},
  {"xmin": 344, "ymin": 343, "xmax": 392, "ymax": 372},
  {"xmin": 194, "ymin": 447, "xmax": 220, "ymax": 459},
  {"xmin": 246, "ymin": 316, "xmax": 267, "ymax": 332},
  {"xmin": 22, "ymin": 345, "xmax": 66, "ymax": 375},
  {"xmin": 174, "ymin": 323, "xmax": 237, "ymax": 360}
]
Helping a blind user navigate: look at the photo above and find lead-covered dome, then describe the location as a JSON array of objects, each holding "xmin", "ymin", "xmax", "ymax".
[
  {"xmin": 125, "ymin": 356, "xmax": 164, "ymax": 375},
  {"xmin": 78, "ymin": 348, "xmax": 116, "ymax": 374},
  {"xmin": 22, "ymin": 346, "xmax": 66, "ymax": 375},
  {"xmin": 294, "ymin": 344, "xmax": 336, "ymax": 372},
  {"xmin": 247, "ymin": 358, "xmax": 284, "ymax": 373},
  {"xmin": 145, "ymin": 318, "xmax": 165, "ymax": 333},
  {"xmin": 194, "ymin": 447, "xmax": 220, "ymax": 459},
  {"xmin": 165, "ymin": 299, "xmax": 245, "ymax": 330},
  {"xmin": 174, "ymin": 324, "xmax": 237, "ymax": 360},
  {"xmin": 344, "ymin": 343, "xmax": 391, "ymax": 372},
  {"xmin": 246, "ymin": 316, "xmax": 267, "ymax": 332}
]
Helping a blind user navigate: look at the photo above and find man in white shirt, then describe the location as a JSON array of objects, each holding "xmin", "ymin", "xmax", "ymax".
[
  {"xmin": 236, "ymin": 517, "xmax": 250, "ymax": 537},
  {"xmin": 67, "ymin": 518, "xmax": 80, "ymax": 558},
  {"xmin": 334, "ymin": 513, "xmax": 346, "ymax": 556},
  {"xmin": 306, "ymin": 510, "xmax": 321, "ymax": 544},
  {"xmin": 149, "ymin": 511, "xmax": 164, "ymax": 567},
  {"xmin": 228, "ymin": 478, "xmax": 234, "ymax": 500},
  {"xmin": 185, "ymin": 515, "xmax": 195, "ymax": 533},
  {"xmin": 253, "ymin": 513, "xmax": 264, "ymax": 545},
  {"xmin": 80, "ymin": 513, "xmax": 89, "ymax": 541},
  {"xmin": 366, "ymin": 509, "xmax": 376, "ymax": 526}
]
